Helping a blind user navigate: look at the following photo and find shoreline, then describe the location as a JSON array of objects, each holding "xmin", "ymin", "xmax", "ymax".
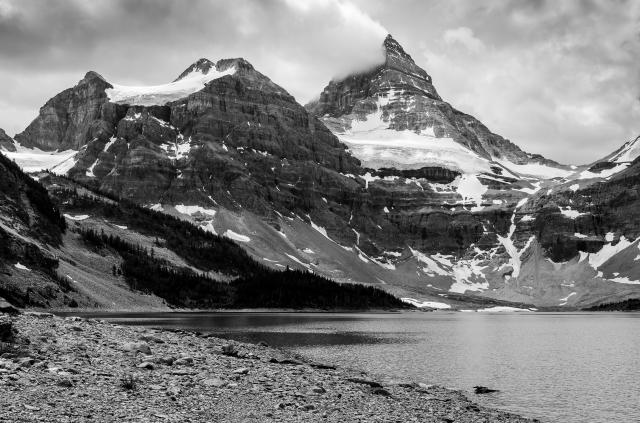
[{"xmin": 0, "ymin": 312, "xmax": 539, "ymax": 422}]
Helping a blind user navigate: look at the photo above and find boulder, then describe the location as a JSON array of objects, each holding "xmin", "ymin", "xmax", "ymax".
[
  {"xmin": 0, "ymin": 316, "xmax": 15, "ymax": 342},
  {"xmin": 122, "ymin": 342, "xmax": 152, "ymax": 355},
  {"xmin": 474, "ymin": 386, "xmax": 499, "ymax": 394},
  {"xmin": 0, "ymin": 298, "xmax": 19, "ymax": 315}
]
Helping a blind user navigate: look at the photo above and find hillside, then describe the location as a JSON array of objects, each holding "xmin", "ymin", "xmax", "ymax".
[{"xmin": 2, "ymin": 35, "xmax": 639, "ymax": 309}]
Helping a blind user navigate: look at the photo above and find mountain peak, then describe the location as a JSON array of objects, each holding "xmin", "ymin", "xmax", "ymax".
[
  {"xmin": 174, "ymin": 58, "xmax": 216, "ymax": 82},
  {"xmin": 383, "ymin": 34, "xmax": 416, "ymax": 67},
  {"xmin": 82, "ymin": 71, "xmax": 107, "ymax": 83}
]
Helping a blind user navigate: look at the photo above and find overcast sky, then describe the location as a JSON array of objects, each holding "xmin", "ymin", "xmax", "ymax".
[{"xmin": 0, "ymin": 0, "xmax": 638, "ymax": 164}]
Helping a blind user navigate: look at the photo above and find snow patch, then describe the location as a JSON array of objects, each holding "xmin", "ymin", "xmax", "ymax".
[
  {"xmin": 455, "ymin": 174, "xmax": 487, "ymax": 208},
  {"xmin": 401, "ymin": 298, "xmax": 451, "ymax": 309},
  {"xmin": 174, "ymin": 204, "xmax": 216, "ymax": 217},
  {"xmin": 559, "ymin": 206, "xmax": 586, "ymax": 219},
  {"xmin": 495, "ymin": 159, "xmax": 573, "ymax": 179},
  {"xmin": 86, "ymin": 159, "xmax": 99, "ymax": 177},
  {"xmin": 14, "ymin": 263, "xmax": 30, "ymax": 271},
  {"xmin": 586, "ymin": 235, "xmax": 633, "ymax": 269},
  {"xmin": 477, "ymin": 306, "xmax": 532, "ymax": 312},
  {"xmin": 223, "ymin": 230, "xmax": 250, "ymax": 243},
  {"xmin": 64, "ymin": 214, "xmax": 89, "ymax": 221},
  {"xmin": 559, "ymin": 292, "xmax": 576, "ymax": 306}
]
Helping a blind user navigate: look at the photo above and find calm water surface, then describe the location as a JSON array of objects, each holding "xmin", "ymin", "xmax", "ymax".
[{"xmin": 69, "ymin": 311, "xmax": 640, "ymax": 423}]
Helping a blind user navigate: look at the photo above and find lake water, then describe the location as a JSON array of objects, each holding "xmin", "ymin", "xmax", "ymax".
[{"xmin": 67, "ymin": 311, "xmax": 640, "ymax": 423}]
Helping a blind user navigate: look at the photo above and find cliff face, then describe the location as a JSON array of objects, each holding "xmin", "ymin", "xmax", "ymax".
[
  {"xmin": 0, "ymin": 129, "xmax": 15, "ymax": 152},
  {"xmin": 15, "ymin": 72, "xmax": 113, "ymax": 151},
  {"xmin": 5, "ymin": 38, "xmax": 640, "ymax": 309}
]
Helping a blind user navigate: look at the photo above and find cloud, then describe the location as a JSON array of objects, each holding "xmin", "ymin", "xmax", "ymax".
[
  {"xmin": 443, "ymin": 27, "xmax": 485, "ymax": 53},
  {"xmin": 0, "ymin": 0, "xmax": 638, "ymax": 164},
  {"xmin": 0, "ymin": 0, "xmax": 387, "ymax": 135}
]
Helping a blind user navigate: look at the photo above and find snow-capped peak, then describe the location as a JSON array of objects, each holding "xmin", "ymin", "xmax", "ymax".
[
  {"xmin": 383, "ymin": 34, "xmax": 414, "ymax": 64},
  {"xmin": 105, "ymin": 59, "xmax": 236, "ymax": 107},
  {"xmin": 173, "ymin": 58, "xmax": 216, "ymax": 82}
]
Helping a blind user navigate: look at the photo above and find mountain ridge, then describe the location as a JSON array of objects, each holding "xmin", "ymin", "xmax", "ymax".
[{"xmin": 2, "ymin": 35, "xmax": 640, "ymax": 310}]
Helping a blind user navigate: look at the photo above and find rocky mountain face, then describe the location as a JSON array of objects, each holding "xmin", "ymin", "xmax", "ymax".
[
  {"xmin": 0, "ymin": 146, "xmax": 70, "ymax": 307},
  {"xmin": 0, "ymin": 129, "xmax": 15, "ymax": 152},
  {"xmin": 307, "ymin": 35, "xmax": 562, "ymax": 171},
  {"xmin": 15, "ymin": 72, "xmax": 114, "ymax": 151},
  {"xmin": 4, "ymin": 35, "xmax": 640, "ymax": 310}
]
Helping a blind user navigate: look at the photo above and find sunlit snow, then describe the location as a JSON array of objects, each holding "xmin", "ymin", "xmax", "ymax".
[
  {"xmin": 14, "ymin": 262, "xmax": 30, "ymax": 271},
  {"xmin": 106, "ymin": 66, "xmax": 236, "ymax": 106},
  {"xmin": 223, "ymin": 230, "xmax": 250, "ymax": 243},
  {"xmin": 401, "ymin": 298, "xmax": 451, "ymax": 309},
  {"xmin": 3, "ymin": 146, "xmax": 78, "ymax": 174},
  {"xmin": 64, "ymin": 214, "xmax": 90, "ymax": 221}
]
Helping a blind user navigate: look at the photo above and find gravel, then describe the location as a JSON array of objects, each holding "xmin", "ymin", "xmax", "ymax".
[{"xmin": 0, "ymin": 312, "xmax": 539, "ymax": 422}]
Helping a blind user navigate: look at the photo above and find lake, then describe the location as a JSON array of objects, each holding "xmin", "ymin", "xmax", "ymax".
[{"xmin": 64, "ymin": 311, "xmax": 640, "ymax": 423}]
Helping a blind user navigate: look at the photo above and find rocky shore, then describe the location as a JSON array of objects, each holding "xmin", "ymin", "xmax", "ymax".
[{"xmin": 0, "ymin": 312, "xmax": 537, "ymax": 422}]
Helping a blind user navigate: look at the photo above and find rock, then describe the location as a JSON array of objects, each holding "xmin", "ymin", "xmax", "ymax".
[
  {"xmin": 140, "ymin": 334, "xmax": 165, "ymax": 344},
  {"xmin": 221, "ymin": 344, "xmax": 238, "ymax": 357},
  {"xmin": 69, "ymin": 326, "xmax": 83, "ymax": 332},
  {"xmin": 347, "ymin": 378, "xmax": 382, "ymax": 388},
  {"xmin": 310, "ymin": 386, "xmax": 326, "ymax": 394},
  {"xmin": 371, "ymin": 387, "xmax": 391, "ymax": 396},
  {"xmin": 155, "ymin": 356, "xmax": 176, "ymax": 366},
  {"xmin": 309, "ymin": 362, "xmax": 336, "ymax": 370},
  {"xmin": 0, "ymin": 129, "xmax": 16, "ymax": 152},
  {"xmin": 136, "ymin": 361, "xmax": 155, "ymax": 370},
  {"xmin": 18, "ymin": 357, "xmax": 35, "ymax": 368},
  {"xmin": 57, "ymin": 378, "xmax": 74, "ymax": 388},
  {"xmin": 173, "ymin": 356, "xmax": 194, "ymax": 366},
  {"xmin": 269, "ymin": 358, "xmax": 303, "ymax": 365},
  {"xmin": 0, "ymin": 297, "xmax": 19, "ymax": 315},
  {"xmin": 0, "ymin": 316, "xmax": 16, "ymax": 342},
  {"xmin": 122, "ymin": 342, "xmax": 152, "ymax": 355},
  {"xmin": 166, "ymin": 385, "xmax": 181, "ymax": 396},
  {"xmin": 233, "ymin": 367, "xmax": 249, "ymax": 375},
  {"xmin": 24, "ymin": 312, "xmax": 54, "ymax": 319},
  {"xmin": 474, "ymin": 386, "xmax": 499, "ymax": 394},
  {"xmin": 203, "ymin": 378, "xmax": 227, "ymax": 388},
  {"xmin": 15, "ymin": 71, "xmax": 112, "ymax": 151}
]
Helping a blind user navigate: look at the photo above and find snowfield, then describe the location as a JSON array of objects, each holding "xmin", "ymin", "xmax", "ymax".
[
  {"xmin": 495, "ymin": 159, "xmax": 573, "ymax": 179},
  {"xmin": 2, "ymin": 145, "xmax": 78, "ymax": 174},
  {"xmin": 334, "ymin": 91, "xmax": 491, "ymax": 174},
  {"xmin": 106, "ymin": 65, "xmax": 236, "ymax": 106}
]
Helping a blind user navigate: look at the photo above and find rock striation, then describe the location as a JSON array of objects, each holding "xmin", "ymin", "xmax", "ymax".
[{"xmin": 4, "ymin": 36, "xmax": 640, "ymax": 309}]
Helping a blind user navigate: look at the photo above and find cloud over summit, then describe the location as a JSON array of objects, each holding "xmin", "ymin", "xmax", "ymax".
[{"xmin": 0, "ymin": 0, "xmax": 638, "ymax": 164}]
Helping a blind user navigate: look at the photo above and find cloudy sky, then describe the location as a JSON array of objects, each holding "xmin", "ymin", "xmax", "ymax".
[{"xmin": 0, "ymin": 0, "xmax": 638, "ymax": 163}]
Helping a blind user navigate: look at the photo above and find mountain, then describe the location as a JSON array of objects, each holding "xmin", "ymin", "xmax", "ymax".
[
  {"xmin": 0, "ymin": 129, "xmax": 16, "ymax": 152},
  {"xmin": 0, "ymin": 146, "xmax": 69, "ymax": 307},
  {"xmin": 0, "ymin": 146, "xmax": 407, "ymax": 310},
  {"xmin": 307, "ymin": 35, "xmax": 569, "ymax": 178},
  {"xmin": 3, "ymin": 35, "xmax": 640, "ymax": 310}
]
